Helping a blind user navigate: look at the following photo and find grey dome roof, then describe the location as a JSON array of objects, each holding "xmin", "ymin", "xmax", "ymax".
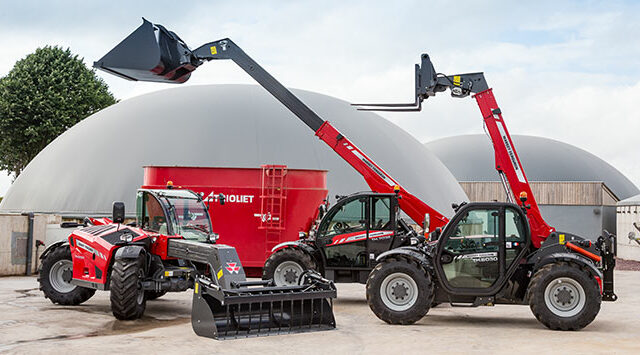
[
  {"xmin": 426, "ymin": 134, "xmax": 639, "ymax": 200},
  {"xmin": 0, "ymin": 84, "xmax": 466, "ymax": 217}
]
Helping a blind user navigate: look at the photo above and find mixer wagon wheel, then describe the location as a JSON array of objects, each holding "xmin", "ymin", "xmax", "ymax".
[
  {"xmin": 263, "ymin": 248, "xmax": 317, "ymax": 286},
  {"xmin": 110, "ymin": 255, "xmax": 147, "ymax": 320}
]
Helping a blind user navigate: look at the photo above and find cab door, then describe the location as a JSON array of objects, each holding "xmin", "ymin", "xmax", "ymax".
[
  {"xmin": 367, "ymin": 195, "xmax": 396, "ymax": 255},
  {"xmin": 434, "ymin": 203, "xmax": 529, "ymax": 295},
  {"xmin": 316, "ymin": 197, "xmax": 370, "ymax": 268}
]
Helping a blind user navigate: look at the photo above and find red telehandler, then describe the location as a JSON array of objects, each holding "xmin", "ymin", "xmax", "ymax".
[{"xmin": 93, "ymin": 19, "xmax": 616, "ymax": 330}]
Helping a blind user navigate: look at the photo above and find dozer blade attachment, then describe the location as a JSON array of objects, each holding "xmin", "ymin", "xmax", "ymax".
[
  {"xmin": 93, "ymin": 18, "xmax": 201, "ymax": 83},
  {"xmin": 192, "ymin": 276, "xmax": 336, "ymax": 340}
]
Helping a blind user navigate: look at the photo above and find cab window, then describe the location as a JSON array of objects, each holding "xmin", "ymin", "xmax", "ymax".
[
  {"xmin": 371, "ymin": 197, "xmax": 392, "ymax": 230},
  {"xmin": 505, "ymin": 207, "xmax": 526, "ymax": 267},
  {"xmin": 319, "ymin": 198, "xmax": 367, "ymax": 238},
  {"xmin": 138, "ymin": 192, "xmax": 169, "ymax": 234}
]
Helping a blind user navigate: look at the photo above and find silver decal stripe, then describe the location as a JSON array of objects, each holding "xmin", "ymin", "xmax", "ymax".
[
  {"xmin": 495, "ymin": 118, "xmax": 526, "ymax": 183},
  {"xmin": 350, "ymin": 149, "xmax": 395, "ymax": 187},
  {"xmin": 76, "ymin": 240, "xmax": 106, "ymax": 260},
  {"xmin": 330, "ymin": 231, "xmax": 394, "ymax": 246}
]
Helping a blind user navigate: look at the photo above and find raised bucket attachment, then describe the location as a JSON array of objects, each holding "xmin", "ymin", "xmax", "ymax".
[
  {"xmin": 93, "ymin": 18, "xmax": 201, "ymax": 83},
  {"xmin": 192, "ymin": 274, "xmax": 336, "ymax": 340},
  {"xmin": 166, "ymin": 239, "xmax": 336, "ymax": 340}
]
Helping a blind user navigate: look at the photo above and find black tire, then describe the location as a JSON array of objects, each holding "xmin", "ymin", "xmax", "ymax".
[
  {"xmin": 145, "ymin": 290, "xmax": 167, "ymax": 301},
  {"xmin": 366, "ymin": 257, "xmax": 433, "ymax": 325},
  {"xmin": 110, "ymin": 256, "xmax": 146, "ymax": 320},
  {"xmin": 38, "ymin": 246, "xmax": 96, "ymax": 305},
  {"xmin": 528, "ymin": 262, "xmax": 601, "ymax": 330},
  {"xmin": 263, "ymin": 248, "xmax": 316, "ymax": 286}
]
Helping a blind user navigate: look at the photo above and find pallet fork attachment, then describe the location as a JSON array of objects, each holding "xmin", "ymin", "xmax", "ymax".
[{"xmin": 351, "ymin": 54, "xmax": 488, "ymax": 111}]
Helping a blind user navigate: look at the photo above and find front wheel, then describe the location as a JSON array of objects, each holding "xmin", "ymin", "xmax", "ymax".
[
  {"xmin": 110, "ymin": 256, "xmax": 147, "ymax": 320},
  {"xmin": 528, "ymin": 262, "xmax": 601, "ymax": 330},
  {"xmin": 263, "ymin": 248, "xmax": 317, "ymax": 286},
  {"xmin": 366, "ymin": 257, "xmax": 433, "ymax": 325},
  {"xmin": 38, "ymin": 246, "xmax": 96, "ymax": 305}
]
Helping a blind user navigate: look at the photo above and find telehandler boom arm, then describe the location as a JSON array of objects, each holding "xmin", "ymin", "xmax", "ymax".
[
  {"xmin": 191, "ymin": 39, "xmax": 450, "ymax": 229},
  {"xmin": 93, "ymin": 19, "xmax": 449, "ymax": 230},
  {"xmin": 354, "ymin": 54, "xmax": 555, "ymax": 247}
]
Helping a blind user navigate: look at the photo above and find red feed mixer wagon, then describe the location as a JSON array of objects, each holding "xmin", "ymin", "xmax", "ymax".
[{"xmin": 142, "ymin": 165, "xmax": 328, "ymax": 276}]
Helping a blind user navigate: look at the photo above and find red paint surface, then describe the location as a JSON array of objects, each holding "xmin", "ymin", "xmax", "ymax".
[{"xmin": 142, "ymin": 166, "xmax": 328, "ymax": 276}]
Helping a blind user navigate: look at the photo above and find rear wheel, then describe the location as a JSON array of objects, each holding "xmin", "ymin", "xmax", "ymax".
[
  {"xmin": 528, "ymin": 262, "xmax": 601, "ymax": 330},
  {"xmin": 110, "ymin": 256, "xmax": 146, "ymax": 320},
  {"xmin": 263, "ymin": 248, "xmax": 316, "ymax": 286},
  {"xmin": 366, "ymin": 257, "xmax": 433, "ymax": 324},
  {"xmin": 38, "ymin": 246, "xmax": 95, "ymax": 305}
]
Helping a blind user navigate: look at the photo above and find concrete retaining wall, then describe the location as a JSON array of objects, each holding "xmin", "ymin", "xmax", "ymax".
[{"xmin": 0, "ymin": 213, "xmax": 61, "ymax": 276}]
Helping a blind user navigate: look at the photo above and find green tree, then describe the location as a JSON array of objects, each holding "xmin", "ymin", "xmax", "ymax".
[{"xmin": 0, "ymin": 46, "xmax": 116, "ymax": 178}]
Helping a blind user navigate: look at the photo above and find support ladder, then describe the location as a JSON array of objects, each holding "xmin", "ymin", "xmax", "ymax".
[{"xmin": 260, "ymin": 165, "xmax": 287, "ymax": 254}]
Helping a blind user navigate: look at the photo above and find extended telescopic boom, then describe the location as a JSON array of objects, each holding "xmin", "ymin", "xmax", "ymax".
[
  {"xmin": 353, "ymin": 54, "xmax": 555, "ymax": 247},
  {"xmin": 93, "ymin": 19, "xmax": 449, "ymax": 230}
]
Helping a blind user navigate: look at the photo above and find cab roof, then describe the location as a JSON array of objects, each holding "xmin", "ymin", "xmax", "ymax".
[{"xmin": 138, "ymin": 188, "xmax": 201, "ymax": 200}]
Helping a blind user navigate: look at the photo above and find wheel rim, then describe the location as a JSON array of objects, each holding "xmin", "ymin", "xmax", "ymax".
[
  {"xmin": 273, "ymin": 261, "xmax": 305, "ymax": 286},
  {"xmin": 380, "ymin": 272, "xmax": 419, "ymax": 311},
  {"xmin": 544, "ymin": 277, "xmax": 586, "ymax": 317},
  {"xmin": 49, "ymin": 260, "xmax": 76, "ymax": 293},
  {"xmin": 136, "ymin": 268, "xmax": 145, "ymax": 305}
]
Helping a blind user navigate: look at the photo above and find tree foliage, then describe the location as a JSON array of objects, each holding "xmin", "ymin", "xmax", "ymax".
[{"xmin": 0, "ymin": 46, "xmax": 116, "ymax": 178}]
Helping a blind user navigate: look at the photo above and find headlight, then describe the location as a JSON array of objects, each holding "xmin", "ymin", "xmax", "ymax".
[{"xmin": 120, "ymin": 233, "xmax": 134, "ymax": 243}]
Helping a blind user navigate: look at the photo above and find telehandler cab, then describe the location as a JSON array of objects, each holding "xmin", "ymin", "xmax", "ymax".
[
  {"xmin": 92, "ymin": 18, "xmax": 617, "ymax": 330},
  {"xmin": 39, "ymin": 187, "xmax": 336, "ymax": 340}
]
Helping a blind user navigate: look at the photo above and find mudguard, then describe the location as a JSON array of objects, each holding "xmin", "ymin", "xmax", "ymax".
[
  {"xmin": 114, "ymin": 245, "xmax": 146, "ymax": 260},
  {"xmin": 271, "ymin": 240, "xmax": 317, "ymax": 255},
  {"xmin": 533, "ymin": 252, "xmax": 602, "ymax": 280},
  {"xmin": 39, "ymin": 240, "xmax": 68, "ymax": 261},
  {"xmin": 376, "ymin": 246, "xmax": 432, "ymax": 270}
]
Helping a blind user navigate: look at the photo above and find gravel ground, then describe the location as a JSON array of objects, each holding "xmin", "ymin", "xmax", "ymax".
[{"xmin": 0, "ymin": 270, "xmax": 638, "ymax": 354}]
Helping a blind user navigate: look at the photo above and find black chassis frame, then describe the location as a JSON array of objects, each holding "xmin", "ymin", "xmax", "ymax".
[{"xmin": 375, "ymin": 201, "xmax": 615, "ymax": 306}]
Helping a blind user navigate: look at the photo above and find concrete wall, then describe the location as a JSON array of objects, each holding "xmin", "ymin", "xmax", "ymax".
[
  {"xmin": 616, "ymin": 205, "xmax": 640, "ymax": 261},
  {"xmin": 0, "ymin": 213, "xmax": 61, "ymax": 276}
]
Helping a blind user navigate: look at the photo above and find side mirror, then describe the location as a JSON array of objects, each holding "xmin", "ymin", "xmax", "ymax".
[
  {"xmin": 113, "ymin": 202, "xmax": 125, "ymax": 224},
  {"xmin": 218, "ymin": 193, "xmax": 226, "ymax": 205}
]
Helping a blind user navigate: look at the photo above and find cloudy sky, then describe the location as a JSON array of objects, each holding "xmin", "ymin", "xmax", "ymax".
[{"xmin": 1, "ymin": 0, "xmax": 639, "ymax": 197}]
